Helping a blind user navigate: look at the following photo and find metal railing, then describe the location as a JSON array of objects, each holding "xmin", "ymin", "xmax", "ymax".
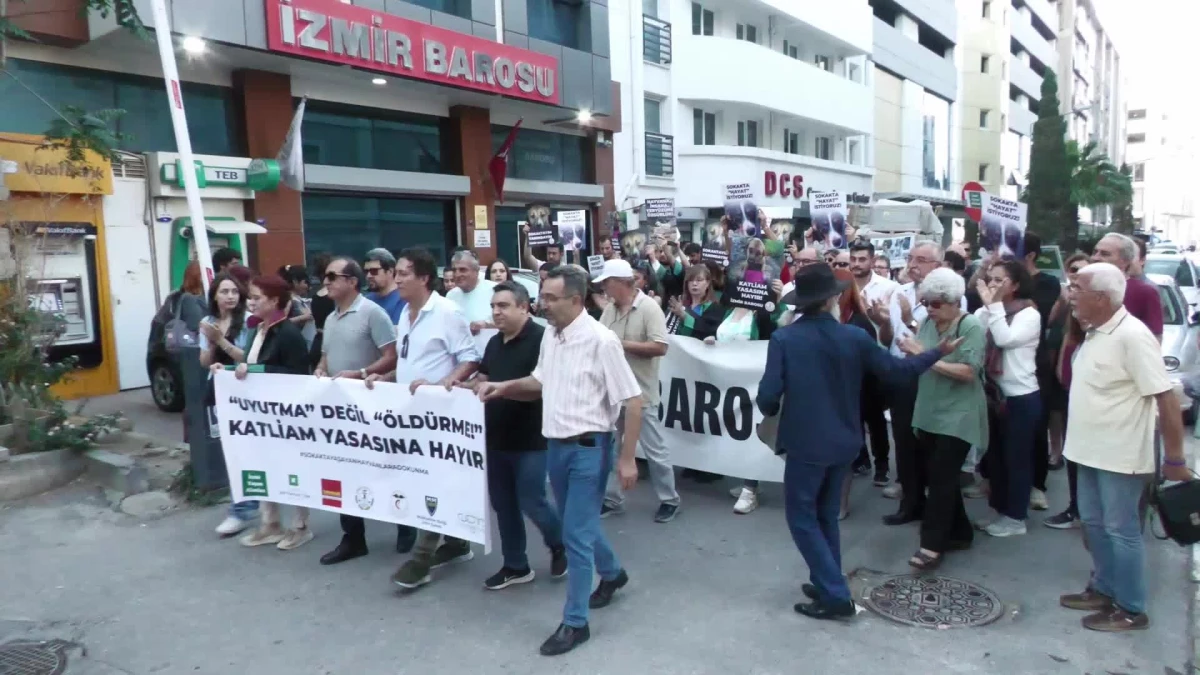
[
  {"xmin": 643, "ymin": 15, "xmax": 672, "ymax": 65},
  {"xmin": 645, "ymin": 132, "xmax": 674, "ymax": 177}
]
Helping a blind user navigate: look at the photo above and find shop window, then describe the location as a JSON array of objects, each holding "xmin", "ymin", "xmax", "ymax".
[
  {"xmin": 406, "ymin": 0, "xmax": 470, "ymax": 19},
  {"xmin": 302, "ymin": 194, "xmax": 456, "ymax": 268},
  {"xmin": 302, "ymin": 104, "xmax": 443, "ymax": 173},
  {"xmin": 0, "ymin": 58, "xmax": 235, "ymax": 156},
  {"xmin": 490, "ymin": 126, "xmax": 588, "ymax": 183},
  {"xmin": 527, "ymin": 0, "xmax": 591, "ymax": 51}
]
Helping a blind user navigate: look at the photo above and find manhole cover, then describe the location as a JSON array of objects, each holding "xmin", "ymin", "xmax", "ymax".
[
  {"xmin": 863, "ymin": 575, "xmax": 1004, "ymax": 629},
  {"xmin": 0, "ymin": 640, "xmax": 75, "ymax": 675}
]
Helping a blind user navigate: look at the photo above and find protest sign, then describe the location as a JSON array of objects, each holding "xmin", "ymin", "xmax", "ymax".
[
  {"xmin": 723, "ymin": 182, "xmax": 759, "ymax": 237},
  {"xmin": 214, "ymin": 372, "xmax": 492, "ymax": 549},
  {"xmin": 701, "ymin": 240, "xmax": 729, "ymax": 267},
  {"xmin": 872, "ymin": 234, "xmax": 914, "ymax": 269},
  {"xmin": 727, "ymin": 280, "xmax": 772, "ymax": 311},
  {"xmin": 526, "ymin": 203, "xmax": 556, "ymax": 247},
  {"xmin": 979, "ymin": 194, "xmax": 1028, "ymax": 260},
  {"xmin": 810, "ymin": 190, "xmax": 848, "ymax": 249},
  {"xmin": 557, "ymin": 210, "xmax": 587, "ymax": 251},
  {"xmin": 652, "ymin": 337, "xmax": 783, "ymax": 481},
  {"xmin": 645, "ymin": 198, "xmax": 678, "ymax": 243},
  {"xmin": 587, "ymin": 254, "xmax": 605, "ymax": 277}
]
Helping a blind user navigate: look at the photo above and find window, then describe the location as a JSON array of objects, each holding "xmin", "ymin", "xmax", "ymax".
[
  {"xmin": 405, "ymin": 0, "xmax": 470, "ymax": 19},
  {"xmin": 814, "ymin": 136, "xmax": 831, "ymax": 160},
  {"xmin": 303, "ymin": 194, "xmax": 456, "ymax": 269},
  {"xmin": 527, "ymin": 0, "xmax": 590, "ymax": 51},
  {"xmin": 1133, "ymin": 163, "xmax": 1145, "ymax": 181},
  {"xmin": 921, "ymin": 91, "xmax": 951, "ymax": 190},
  {"xmin": 783, "ymin": 129, "xmax": 799, "ymax": 154},
  {"xmin": 736, "ymin": 24, "xmax": 757, "ymax": 43},
  {"xmin": 490, "ymin": 125, "xmax": 587, "ymax": 182},
  {"xmin": 848, "ymin": 63, "xmax": 861, "ymax": 82},
  {"xmin": 848, "ymin": 139, "xmax": 861, "ymax": 165},
  {"xmin": 736, "ymin": 120, "xmax": 758, "ymax": 148},
  {"xmin": 642, "ymin": 0, "xmax": 657, "ymax": 16},
  {"xmin": 814, "ymin": 55, "xmax": 831, "ymax": 72},
  {"xmin": 981, "ymin": 55, "xmax": 990, "ymax": 73},
  {"xmin": 644, "ymin": 98, "xmax": 662, "ymax": 134},
  {"xmin": 303, "ymin": 105, "xmax": 443, "ymax": 173},
  {"xmin": 782, "ymin": 40, "xmax": 799, "ymax": 59},
  {"xmin": 1127, "ymin": 133, "xmax": 1146, "ymax": 144},
  {"xmin": 980, "ymin": 109, "xmax": 991, "ymax": 128},
  {"xmin": 1128, "ymin": 109, "xmax": 1147, "ymax": 120},
  {"xmin": 693, "ymin": 108, "xmax": 716, "ymax": 145},
  {"xmin": 978, "ymin": 164, "xmax": 989, "ymax": 182},
  {"xmin": 982, "ymin": 1, "xmax": 991, "ymax": 18},
  {"xmin": 691, "ymin": 2, "xmax": 713, "ymax": 36}
]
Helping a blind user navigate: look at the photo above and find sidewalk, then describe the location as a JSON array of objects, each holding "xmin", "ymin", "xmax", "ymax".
[
  {"xmin": 0, "ymin": 437, "xmax": 1193, "ymax": 675},
  {"xmin": 76, "ymin": 388, "xmax": 184, "ymax": 444}
]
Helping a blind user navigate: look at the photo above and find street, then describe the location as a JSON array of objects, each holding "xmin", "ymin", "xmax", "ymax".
[{"xmin": 0, "ymin": 420, "xmax": 1193, "ymax": 675}]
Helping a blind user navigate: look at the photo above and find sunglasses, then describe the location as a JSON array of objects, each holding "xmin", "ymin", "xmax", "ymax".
[
  {"xmin": 324, "ymin": 272, "xmax": 354, "ymax": 282},
  {"xmin": 364, "ymin": 267, "xmax": 388, "ymax": 275},
  {"xmin": 831, "ymin": 261, "xmax": 851, "ymax": 269},
  {"xmin": 921, "ymin": 300, "xmax": 946, "ymax": 310}
]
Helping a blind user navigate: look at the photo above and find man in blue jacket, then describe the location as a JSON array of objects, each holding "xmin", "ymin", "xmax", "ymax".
[{"xmin": 759, "ymin": 263, "xmax": 961, "ymax": 620}]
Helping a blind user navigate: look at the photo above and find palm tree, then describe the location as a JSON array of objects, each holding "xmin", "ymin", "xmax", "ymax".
[{"xmin": 1067, "ymin": 140, "xmax": 1132, "ymax": 212}]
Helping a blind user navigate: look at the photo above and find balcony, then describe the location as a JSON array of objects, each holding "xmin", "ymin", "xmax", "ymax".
[
  {"xmin": 1010, "ymin": 58, "xmax": 1043, "ymax": 100},
  {"xmin": 645, "ymin": 132, "xmax": 674, "ymax": 178},
  {"xmin": 752, "ymin": 0, "xmax": 873, "ymax": 55},
  {"xmin": 673, "ymin": 145, "xmax": 873, "ymax": 209},
  {"xmin": 1022, "ymin": 0, "xmax": 1060, "ymax": 33},
  {"xmin": 872, "ymin": 18, "xmax": 957, "ymax": 101},
  {"xmin": 643, "ymin": 15, "xmax": 671, "ymax": 66},
  {"xmin": 1009, "ymin": 103, "xmax": 1037, "ymax": 136},
  {"xmin": 1010, "ymin": 13, "xmax": 1057, "ymax": 68},
  {"xmin": 674, "ymin": 36, "xmax": 872, "ymax": 136}
]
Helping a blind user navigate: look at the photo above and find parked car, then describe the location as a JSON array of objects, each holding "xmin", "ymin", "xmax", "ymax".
[
  {"xmin": 146, "ymin": 291, "xmax": 189, "ymax": 413},
  {"xmin": 438, "ymin": 266, "xmax": 541, "ymax": 302},
  {"xmin": 1147, "ymin": 273, "xmax": 1199, "ymax": 423},
  {"xmin": 1145, "ymin": 253, "xmax": 1199, "ymax": 311}
]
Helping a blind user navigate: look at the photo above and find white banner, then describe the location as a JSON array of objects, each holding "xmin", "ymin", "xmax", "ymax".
[
  {"xmin": 653, "ymin": 337, "xmax": 783, "ymax": 482},
  {"xmin": 214, "ymin": 371, "xmax": 492, "ymax": 548}
]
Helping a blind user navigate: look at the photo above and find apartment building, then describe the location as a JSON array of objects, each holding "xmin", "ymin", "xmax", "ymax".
[
  {"xmin": 610, "ymin": 0, "xmax": 875, "ymax": 238},
  {"xmin": 1126, "ymin": 101, "xmax": 1198, "ymax": 243}
]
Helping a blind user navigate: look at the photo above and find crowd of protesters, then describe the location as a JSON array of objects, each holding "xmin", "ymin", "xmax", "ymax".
[{"xmin": 164, "ymin": 219, "xmax": 1189, "ymax": 654}]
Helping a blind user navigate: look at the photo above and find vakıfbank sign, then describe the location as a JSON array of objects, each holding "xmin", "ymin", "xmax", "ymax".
[{"xmin": 265, "ymin": 0, "xmax": 560, "ymax": 105}]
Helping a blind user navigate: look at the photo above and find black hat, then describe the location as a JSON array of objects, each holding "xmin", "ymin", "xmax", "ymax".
[{"xmin": 781, "ymin": 263, "xmax": 849, "ymax": 308}]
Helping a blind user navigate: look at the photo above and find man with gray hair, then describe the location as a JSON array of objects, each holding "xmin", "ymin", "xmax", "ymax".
[
  {"xmin": 363, "ymin": 247, "xmax": 405, "ymax": 323},
  {"xmin": 1090, "ymin": 233, "xmax": 1163, "ymax": 341},
  {"xmin": 1060, "ymin": 261, "xmax": 1190, "ymax": 632},
  {"xmin": 446, "ymin": 249, "xmax": 497, "ymax": 334}
]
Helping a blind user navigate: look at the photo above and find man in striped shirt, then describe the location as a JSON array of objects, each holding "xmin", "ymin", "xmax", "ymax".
[{"xmin": 479, "ymin": 264, "xmax": 642, "ymax": 657}]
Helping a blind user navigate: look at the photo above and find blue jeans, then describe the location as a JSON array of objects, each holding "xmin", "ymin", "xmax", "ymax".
[
  {"xmin": 784, "ymin": 456, "xmax": 852, "ymax": 604},
  {"xmin": 986, "ymin": 390, "xmax": 1042, "ymax": 521},
  {"xmin": 1076, "ymin": 464, "xmax": 1149, "ymax": 614},
  {"xmin": 548, "ymin": 433, "xmax": 622, "ymax": 628},
  {"xmin": 228, "ymin": 501, "xmax": 259, "ymax": 519},
  {"xmin": 488, "ymin": 449, "xmax": 563, "ymax": 570}
]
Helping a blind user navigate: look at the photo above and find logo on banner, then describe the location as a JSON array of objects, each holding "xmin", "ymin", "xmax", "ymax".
[
  {"xmin": 355, "ymin": 487, "xmax": 374, "ymax": 511},
  {"xmin": 242, "ymin": 470, "xmax": 269, "ymax": 497},
  {"xmin": 458, "ymin": 513, "xmax": 484, "ymax": 535},
  {"xmin": 288, "ymin": 474, "xmax": 299, "ymax": 487},
  {"xmin": 425, "ymin": 495, "xmax": 439, "ymax": 516},
  {"xmin": 321, "ymin": 479, "xmax": 343, "ymax": 508},
  {"xmin": 392, "ymin": 492, "xmax": 410, "ymax": 516}
]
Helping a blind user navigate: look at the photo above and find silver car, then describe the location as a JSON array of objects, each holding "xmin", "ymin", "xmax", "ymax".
[
  {"xmin": 1147, "ymin": 273, "xmax": 1199, "ymax": 422},
  {"xmin": 1145, "ymin": 253, "xmax": 1200, "ymax": 311}
]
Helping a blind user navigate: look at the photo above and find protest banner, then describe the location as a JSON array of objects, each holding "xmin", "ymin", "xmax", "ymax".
[
  {"xmin": 587, "ymin": 254, "xmax": 605, "ymax": 277},
  {"xmin": 723, "ymin": 182, "xmax": 759, "ymax": 237},
  {"xmin": 645, "ymin": 198, "xmax": 679, "ymax": 244},
  {"xmin": 557, "ymin": 210, "xmax": 587, "ymax": 251},
  {"xmin": 810, "ymin": 190, "xmax": 848, "ymax": 249},
  {"xmin": 651, "ymin": 337, "xmax": 783, "ymax": 482},
  {"xmin": 727, "ymin": 281, "xmax": 772, "ymax": 311},
  {"xmin": 872, "ymin": 234, "xmax": 915, "ymax": 269},
  {"xmin": 214, "ymin": 372, "xmax": 492, "ymax": 549},
  {"xmin": 979, "ymin": 194, "xmax": 1028, "ymax": 260},
  {"xmin": 526, "ymin": 203, "xmax": 556, "ymax": 247}
]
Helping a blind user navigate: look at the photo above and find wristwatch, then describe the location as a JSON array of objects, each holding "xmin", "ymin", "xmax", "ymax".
[{"xmin": 359, "ymin": 368, "xmax": 368, "ymax": 380}]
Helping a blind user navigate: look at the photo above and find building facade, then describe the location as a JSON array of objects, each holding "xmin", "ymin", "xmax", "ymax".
[
  {"xmin": 1125, "ymin": 102, "xmax": 1198, "ymax": 243},
  {"xmin": 610, "ymin": 0, "xmax": 874, "ymax": 237}
]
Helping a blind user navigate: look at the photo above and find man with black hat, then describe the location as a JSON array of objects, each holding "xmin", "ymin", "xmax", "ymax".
[{"xmin": 760, "ymin": 263, "xmax": 963, "ymax": 620}]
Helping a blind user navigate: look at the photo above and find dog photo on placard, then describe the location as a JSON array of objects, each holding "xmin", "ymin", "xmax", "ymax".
[{"xmin": 621, "ymin": 229, "xmax": 647, "ymax": 262}]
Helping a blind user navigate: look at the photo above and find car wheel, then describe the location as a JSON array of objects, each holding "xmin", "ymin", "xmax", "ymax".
[{"xmin": 151, "ymin": 362, "xmax": 185, "ymax": 413}]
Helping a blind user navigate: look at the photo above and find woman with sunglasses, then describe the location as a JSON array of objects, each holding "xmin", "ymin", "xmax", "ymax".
[
  {"xmin": 973, "ymin": 260, "xmax": 1042, "ymax": 538},
  {"xmin": 896, "ymin": 268, "xmax": 988, "ymax": 569},
  {"xmin": 1044, "ymin": 253, "xmax": 1090, "ymax": 530}
]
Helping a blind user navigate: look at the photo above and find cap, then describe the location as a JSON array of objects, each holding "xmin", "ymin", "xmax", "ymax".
[{"xmin": 593, "ymin": 258, "xmax": 635, "ymax": 283}]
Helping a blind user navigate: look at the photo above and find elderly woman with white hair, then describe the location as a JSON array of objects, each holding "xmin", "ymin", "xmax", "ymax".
[{"xmin": 897, "ymin": 268, "xmax": 989, "ymax": 570}]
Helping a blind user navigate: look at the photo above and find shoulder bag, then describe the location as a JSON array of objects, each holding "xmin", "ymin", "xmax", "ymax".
[
  {"xmin": 164, "ymin": 294, "xmax": 199, "ymax": 354},
  {"xmin": 1149, "ymin": 449, "xmax": 1200, "ymax": 546}
]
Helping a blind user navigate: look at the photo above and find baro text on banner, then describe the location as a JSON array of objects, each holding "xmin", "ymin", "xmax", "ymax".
[
  {"xmin": 652, "ymin": 337, "xmax": 783, "ymax": 482},
  {"xmin": 214, "ymin": 372, "xmax": 492, "ymax": 548}
]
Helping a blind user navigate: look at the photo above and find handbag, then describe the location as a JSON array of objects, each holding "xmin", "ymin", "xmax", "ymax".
[
  {"xmin": 1149, "ymin": 447, "xmax": 1200, "ymax": 546},
  {"xmin": 164, "ymin": 293, "xmax": 199, "ymax": 354}
]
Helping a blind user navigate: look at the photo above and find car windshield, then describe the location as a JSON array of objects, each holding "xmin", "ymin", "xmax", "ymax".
[
  {"xmin": 1154, "ymin": 283, "xmax": 1184, "ymax": 325},
  {"xmin": 1145, "ymin": 259, "xmax": 1195, "ymax": 288}
]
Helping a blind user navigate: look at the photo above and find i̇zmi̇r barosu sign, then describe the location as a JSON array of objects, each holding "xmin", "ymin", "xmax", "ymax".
[{"xmin": 266, "ymin": 0, "xmax": 560, "ymax": 105}]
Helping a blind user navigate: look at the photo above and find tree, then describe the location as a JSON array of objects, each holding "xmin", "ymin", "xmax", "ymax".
[
  {"xmin": 1022, "ymin": 71, "xmax": 1075, "ymax": 251},
  {"xmin": 1110, "ymin": 163, "xmax": 1136, "ymax": 234},
  {"xmin": 1067, "ymin": 140, "xmax": 1132, "ymax": 215}
]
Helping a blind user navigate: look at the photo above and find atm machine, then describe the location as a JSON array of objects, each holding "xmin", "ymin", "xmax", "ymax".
[
  {"xmin": 24, "ymin": 222, "xmax": 104, "ymax": 371},
  {"xmin": 169, "ymin": 216, "xmax": 267, "ymax": 288}
]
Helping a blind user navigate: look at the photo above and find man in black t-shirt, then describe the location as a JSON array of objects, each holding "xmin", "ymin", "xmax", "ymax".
[
  {"xmin": 1023, "ymin": 231, "xmax": 1064, "ymax": 510},
  {"xmin": 466, "ymin": 281, "xmax": 566, "ymax": 590}
]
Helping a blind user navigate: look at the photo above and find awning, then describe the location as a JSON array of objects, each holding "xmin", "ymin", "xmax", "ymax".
[{"xmin": 174, "ymin": 217, "xmax": 267, "ymax": 236}]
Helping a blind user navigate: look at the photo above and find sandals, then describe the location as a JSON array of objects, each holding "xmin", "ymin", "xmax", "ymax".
[{"xmin": 908, "ymin": 549, "xmax": 942, "ymax": 571}]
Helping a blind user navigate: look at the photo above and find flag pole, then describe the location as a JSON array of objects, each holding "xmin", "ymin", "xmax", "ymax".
[{"xmin": 148, "ymin": 0, "xmax": 215, "ymax": 294}]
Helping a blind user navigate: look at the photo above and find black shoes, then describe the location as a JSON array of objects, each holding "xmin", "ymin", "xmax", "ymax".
[
  {"xmin": 550, "ymin": 546, "xmax": 568, "ymax": 579},
  {"xmin": 484, "ymin": 567, "xmax": 535, "ymax": 590},
  {"xmin": 320, "ymin": 536, "xmax": 368, "ymax": 565},
  {"xmin": 802, "ymin": 583, "xmax": 817, "ymax": 600},
  {"xmin": 882, "ymin": 510, "xmax": 921, "ymax": 526},
  {"xmin": 539, "ymin": 623, "xmax": 590, "ymax": 656},
  {"xmin": 396, "ymin": 526, "xmax": 416, "ymax": 554},
  {"xmin": 654, "ymin": 503, "xmax": 680, "ymax": 523},
  {"xmin": 852, "ymin": 461, "xmax": 871, "ymax": 477},
  {"xmin": 794, "ymin": 599, "xmax": 856, "ymax": 621},
  {"xmin": 589, "ymin": 569, "xmax": 629, "ymax": 609},
  {"xmin": 872, "ymin": 470, "xmax": 889, "ymax": 487}
]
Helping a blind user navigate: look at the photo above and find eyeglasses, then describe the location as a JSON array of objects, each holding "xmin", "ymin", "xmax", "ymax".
[
  {"xmin": 831, "ymin": 261, "xmax": 851, "ymax": 269},
  {"xmin": 324, "ymin": 272, "xmax": 353, "ymax": 282},
  {"xmin": 364, "ymin": 267, "xmax": 387, "ymax": 276},
  {"xmin": 921, "ymin": 300, "xmax": 946, "ymax": 310}
]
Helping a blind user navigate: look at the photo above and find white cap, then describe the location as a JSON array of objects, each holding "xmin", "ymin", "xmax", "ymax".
[{"xmin": 593, "ymin": 258, "xmax": 635, "ymax": 282}]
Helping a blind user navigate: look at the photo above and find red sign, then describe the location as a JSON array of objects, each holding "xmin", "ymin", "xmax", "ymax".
[
  {"xmin": 321, "ymin": 478, "xmax": 342, "ymax": 508},
  {"xmin": 764, "ymin": 171, "xmax": 804, "ymax": 200},
  {"xmin": 962, "ymin": 181, "xmax": 986, "ymax": 222},
  {"xmin": 265, "ymin": 0, "xmax": 560, "ymax": 105}
]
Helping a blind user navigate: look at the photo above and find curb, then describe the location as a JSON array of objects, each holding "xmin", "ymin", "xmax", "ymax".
[
  {"xmin": 84, "ymin": 449, "xmax": 150, "ymax": 497},
  {"xmin": 0, "ymin": 450, "xmax": 86, "ymax": 502}
]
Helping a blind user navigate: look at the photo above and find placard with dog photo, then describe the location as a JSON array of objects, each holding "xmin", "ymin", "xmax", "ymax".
[
  {"xmin": 526, "ymin": 202, "xmax": 557, "ymax": 247},
  {"xmin": 723, "ymin": 182, "xmax": 760, "ymax": 238},
  {"xmin": 809, "ymin": 190, "xmax": 848, "ymax": 249},
  {"xmin": 557, "ymin": 210, "xmax": 587, "ymax": 251},
  {"xmin": 701, "ymin": 218, "xmax": 730, "ymax": 267},
  {"xmin": 979, "ymin": 194, "xmax": 1027, "ymax": 260}
]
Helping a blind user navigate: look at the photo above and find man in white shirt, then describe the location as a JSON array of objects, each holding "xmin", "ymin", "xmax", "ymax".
[
  {"xmin": 1060, "ymin": 262, "xmax": 1189, "ymax": 632},
  {"xmin": 366, "ymin": 247, "xmax": 483, "ymax": 590},
  {"xmin": 479, "ymin": 264, "xmax": 642, "ymax": 657},
  {"xmin": 847, "ymin": 239, "xmax": 898, "ymax": 484},
  {"xmin": 445, "ymin": 249, "xmax": 497, "ymax": 334},
  {"xmin": 849, "ymin": 238, "xmax": 899, "ymax": 308}
]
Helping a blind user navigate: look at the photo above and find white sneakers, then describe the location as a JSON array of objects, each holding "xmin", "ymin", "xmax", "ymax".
[
  {"xmin": 1029, "ymin": 488, "xmax": 1049, "ymax": 511},
  {"xmin": 881, "ymin": 484, "xmax": 903, "ymax": 500},
  {"xmin": 983, "ymin": 516, "xmax": 1027, "ymax": 537},
  {"xmin": 215, "ymin": 516, "xmax": 251, "ymax": 536},
  {"xmin": 733, "ymin": 488, "xmax": 759, "ymax": 514}
]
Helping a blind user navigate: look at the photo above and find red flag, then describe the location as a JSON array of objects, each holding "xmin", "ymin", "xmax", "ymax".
[{"xmin": 488, "ymin": 119, "xmax": 522, "ymax": 201}]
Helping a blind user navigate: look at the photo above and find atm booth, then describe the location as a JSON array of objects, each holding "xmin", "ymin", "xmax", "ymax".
[
  {"xmin": 168, "ymin": 216, "xmax": 267, "ymax": 289},
  {"xmin": 0, "ymin": 134, "xmax": 119, "ymax": 399}
]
